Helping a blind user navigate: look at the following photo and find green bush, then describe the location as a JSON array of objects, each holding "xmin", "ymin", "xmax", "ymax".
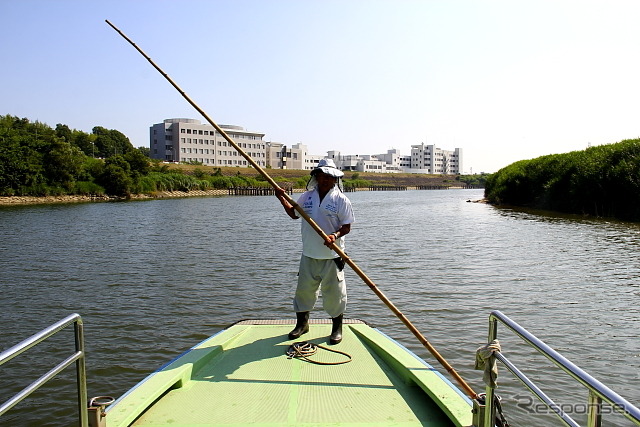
[
  {"xmin": 133, "ymin": 175, "xmax": 157, "ymax": 194},
  {"xmin": 19, "ymin": 183, "xmax": 67, "ymax": 197},
  {"xmin": 73, "ymin": 181, "xmax": 105, "ymax": 195},
  {"xmin": 458, "ymin": 174, "xmax": 488, "ymax": 187},
  {"xmin": 344, "ymin": 178, "xmax": 372, "ymax": 188},
  {"xmin": 485, "ymin": 139, "xmax": 640, "ymax": 221},
  {"xmin": 193, "ymin": 168, "xmax": 207, "ymax": 179}
]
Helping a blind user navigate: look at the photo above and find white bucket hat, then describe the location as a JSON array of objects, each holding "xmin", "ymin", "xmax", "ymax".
[{"xmin": 311, "ymin": 158, "xmax": 344, "ymax": 178}]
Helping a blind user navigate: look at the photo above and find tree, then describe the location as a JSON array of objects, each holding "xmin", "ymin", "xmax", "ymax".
[
  {"xmin": 137, "ymin": 146, "xmax": 150, "ymax": 157},
  {"xmin": 0, "ymin": 115, "xmax": 46, "ymax": 194},
  {"xmin": 92, "ymin": 126, "xmax": 134, "ymax": 158},
  {"xmin": 73, "ymin": 131, "xmax": 97, "ymax": 156},
  {"xmin": 0, "ymin": 136, "xmax": 42, "ymax": 194},
  {"xmin": 100, "ymin": 163, "xmax": 132, "ymax": 196},
  {"xmin": 79, "ymin": 157, "xmax": 104, "ymax": 182},
  {"xmin": 124, "ymin": 148, "xmax": 150, "ymax": 177},
  {"xmin": 44, "ymin": 138, "xmax": 85, "ymax": 187},
  {"xmin": 55, "ymin": 123, "xmax": 73, "ymax": 142},
  {"xmin": 0, "ymin": 115, "xmax": 147, "ymax": 196}
]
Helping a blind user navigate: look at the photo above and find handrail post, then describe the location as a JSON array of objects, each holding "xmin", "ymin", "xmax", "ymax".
[
  {"xmin": 587, "ymin": 391, "xmax": 602, "ymax": 427},
  {"xmin": 75, "ymin": 320, "xmax": 89, "ymax": 427},
  {"xmin": 483, "ymin": 316, "xmax": 498, "ymax": 427}
]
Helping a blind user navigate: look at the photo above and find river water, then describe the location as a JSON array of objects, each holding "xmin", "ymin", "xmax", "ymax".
[{"xmin": 0, "ymin": 189, "xmax": 638, "ymax": 426}]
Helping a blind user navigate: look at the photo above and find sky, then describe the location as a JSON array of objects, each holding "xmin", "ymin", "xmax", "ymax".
[{"xmin": 2, "ymin": 0, "xmax": 640, "ymax": 173}]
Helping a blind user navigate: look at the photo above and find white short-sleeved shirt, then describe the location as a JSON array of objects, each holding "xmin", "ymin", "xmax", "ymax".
[{"xmin": 298, "ymin": 186, "xmax": 355, "ymax": 259}]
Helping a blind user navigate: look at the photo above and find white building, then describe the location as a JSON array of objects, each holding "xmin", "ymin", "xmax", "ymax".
[
  {"xmin": 328, "ymin": 151, "xmax": 392, "ymax": 173},
  {"xmin": 265, "ymin": 142, "xmax": 321, "ymax": 170},
  {"xmin": 408, "ymin": 143, "xmax": 463, "ymax": 174},
  {"xmin": 371, "ymin": 149, "xmax": 409, "ymax": 173},
  {"xmin": 150, "ymin": 119, "xmax": 266, "ymax": 167}
]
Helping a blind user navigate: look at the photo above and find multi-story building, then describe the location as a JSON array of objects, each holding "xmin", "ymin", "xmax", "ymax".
[
  {"xmin": 372, "ymin": 149, "xmax": 409, "ymax": 173},
  {"xmin": 150, "ymin": 119, "xmax": 266, "ymax": 167},
  {"xmin": 409, "ymin": 143, "xmax": 463, "ymax": 174},
  {"xmin": 328, "ymin": 151, "xmax": 390, "ymax": 173},
  {"xmin": 265, "ymin": 141, "xmax": 285, "ymax": 169},
  {"xmin": 265, "ymin": 142, "xmax": 313, "ymax": 170},
  {"xmin": 150, "ymin": 118, "xmax": 463, "ymax": 174}
]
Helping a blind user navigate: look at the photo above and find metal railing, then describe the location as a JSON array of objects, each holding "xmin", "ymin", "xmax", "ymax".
[
  {"xmin": 483, "ymin": 310, "xmax": 640, "ymax": 427},
  {"xmin": 0, "ymin": 313, "xmax": 88, "ymax": 427}
]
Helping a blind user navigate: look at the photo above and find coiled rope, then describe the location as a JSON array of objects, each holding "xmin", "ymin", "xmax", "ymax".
[{"xmin": 286, "ymin": 341, "xmax": 352, "ymax": 365}]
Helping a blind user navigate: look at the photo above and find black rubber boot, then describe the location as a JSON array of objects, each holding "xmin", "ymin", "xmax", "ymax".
[
  {"xmin": 288, "ymin": 312, "xmax": 310, "ymax": 340},
  {"xmin": 330, "ymin": 314, "xmax": 343, "ymax": 345}
]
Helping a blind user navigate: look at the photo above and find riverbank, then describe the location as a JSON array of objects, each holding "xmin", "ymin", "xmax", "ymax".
[
  {"xmin": 0, "ymin": 190, "xmax": 228, "ymax": 206},
  {"xmin": 0, "ymin": 194, "xmax": 116, "ymax": 205},
  {"xmin": 0, "ymin": 186, "xmax": 485, "ymax": 206}
]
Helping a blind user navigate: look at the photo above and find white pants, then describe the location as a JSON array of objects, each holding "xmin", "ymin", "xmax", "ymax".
[{"xmin": 293, "ymin": 255, "xmax": 347, "ymax": 318}]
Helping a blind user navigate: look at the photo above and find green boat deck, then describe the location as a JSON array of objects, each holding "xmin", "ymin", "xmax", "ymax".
[{"xmin": 106, "ymin": 320, "xmax": 472, "ymax": 426}]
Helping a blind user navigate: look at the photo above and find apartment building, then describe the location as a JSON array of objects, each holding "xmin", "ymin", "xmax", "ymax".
[{"xmin": 149, "ymin": 119, "xmax": 267, "ymax": 167}]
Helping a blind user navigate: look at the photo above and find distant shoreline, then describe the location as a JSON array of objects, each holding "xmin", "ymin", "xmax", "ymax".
[
  {"xmin": 0, "ymin": 190, "xmax": 227, "ymax": 206},
  {"xmin": 0, "ymin": 188, "xmax": 307, "ymax": 206},
  {"xmin": 0, "ymin": 186, "xmax": 480, "ymax": 206}
]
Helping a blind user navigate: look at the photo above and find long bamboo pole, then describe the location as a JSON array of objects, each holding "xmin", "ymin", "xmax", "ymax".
[{"xmin": 106, "ymin": 20, "xmax": 477, "ymax": 400}]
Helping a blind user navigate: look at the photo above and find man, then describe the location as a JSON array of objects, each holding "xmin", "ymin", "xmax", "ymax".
[{"xmin": 275, "ymin": 159, "xmax": 355, "ymax": 344}]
